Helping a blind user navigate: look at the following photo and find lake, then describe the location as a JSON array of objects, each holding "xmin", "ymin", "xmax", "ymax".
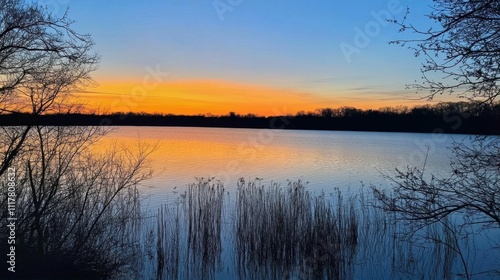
[
  {"xmin": 98, "ymin": 127, "xmax": 499, "ymax": 279},
  {"xmin": 101, "ymin": 126, "xmax": 463, "ymax": 205}
]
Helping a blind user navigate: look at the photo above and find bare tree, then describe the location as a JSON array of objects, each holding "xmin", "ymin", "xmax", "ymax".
[
  {"xmin": 374, "ymin": 137, "xmax": 500, "ymax": 230},
  {"xmin": 376, "ymin": 1, "xmax": 500, "ymax": 277},
  {"xmin": 391, "ymin": 0, "xmax": 500, "ymax": 103},
  {"xmin": 0, "ymin": 1, "xmax": 159, "ymax": 278},
  {"xmin": 1, "ymin": 125, "xmax": 155, "ymax": 278},
  {"xmin": 0, "ymin": 0, "xmax": 98, "ymax": 97},
  {"xmin": 0, "ymin": 0, "xmax": 99, "ymax": 176},
  {"xmin": 380, "ymin": 0, "xmax": 500, "ymax": 226}
]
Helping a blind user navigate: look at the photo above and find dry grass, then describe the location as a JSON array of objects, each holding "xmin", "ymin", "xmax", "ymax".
[{"xmin": 143, "ymin": 179, "xmax": 481, "ymax": 280}]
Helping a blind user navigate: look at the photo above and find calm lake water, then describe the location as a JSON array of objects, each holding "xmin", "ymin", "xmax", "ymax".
[
  {"xmin": 102, "ymin": 126, "xmax": 466, "ymax": 206},
  {"xmin": 99, "ymin": 127, "xmax": 498, "ymax": 279}
]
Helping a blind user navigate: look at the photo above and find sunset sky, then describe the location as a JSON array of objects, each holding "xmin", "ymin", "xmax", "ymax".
[{"xmin": 56, "ymin": 0, "xmax": 454, "ymax": 116}]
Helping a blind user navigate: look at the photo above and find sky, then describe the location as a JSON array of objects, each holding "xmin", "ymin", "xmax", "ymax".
[{"xmin": 47, "ymin": 0, "xmax": 452, "ymax": 116}]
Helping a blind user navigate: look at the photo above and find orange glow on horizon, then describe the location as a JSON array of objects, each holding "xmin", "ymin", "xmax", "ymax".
[{"xmin": 73, "ymin": 79, "xmax": 422, "ymax": 116}]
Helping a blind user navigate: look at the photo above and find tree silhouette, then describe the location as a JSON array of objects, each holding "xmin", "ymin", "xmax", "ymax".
[
  {"xmin": 391, "ymin": 0, "xmax": 500, "ymax": 103},
  {"xmin": 0, "ymin": 1, "xmax": 154, "ymax": 278},
  {"xmin": 376, "ymin": 2, "xmax": 500, "ymax": 277},
  {"xmin": 0, "ymin": 0, "xmax": 99, "ymax": 176}
]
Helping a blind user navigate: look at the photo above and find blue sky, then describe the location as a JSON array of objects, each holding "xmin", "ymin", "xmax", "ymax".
[{"xmin": 47, "ymin": 0, "xmax": 451, "ymax": 114}]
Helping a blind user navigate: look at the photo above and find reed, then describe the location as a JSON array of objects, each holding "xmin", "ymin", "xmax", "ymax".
[
  {"xmin": 145, "ymin": 179, "xmax": 480, "ymax": 279},
  {"xmin": 184, "ymin": 178, "xmax": 225, "ymax": 279},
  {"xmin": 234, "ymin": 179, "xmax": 359, "ymax": 280},
  {"xmin": 147, "ymin": 178, "xmax": 225, "ymax": 280}
]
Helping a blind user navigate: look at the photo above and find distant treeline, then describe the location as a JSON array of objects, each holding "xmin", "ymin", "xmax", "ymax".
[{"xmin": 1, "ymin": 102, "xmax": 499, "ymax": 135}]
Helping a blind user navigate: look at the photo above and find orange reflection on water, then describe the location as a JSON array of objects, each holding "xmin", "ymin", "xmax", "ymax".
[{"xmin": 92, "ymin": 126, "xmax": 326, "ymax": 190}]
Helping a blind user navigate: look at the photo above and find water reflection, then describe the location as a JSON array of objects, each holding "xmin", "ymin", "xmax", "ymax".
[
  {"xmin": 145, "ymin": 179, "xmax": 225, "ymax": 280},
  {"xmin": 143, "ymin": 178, "xmax": 499, "ymax": 280},
  {"xmin": 234, "ymin": 179, "xmax": 357, "ymax": 280},
  {"xmin": 100, "ymin": 127, "xmax": 461, "ymax": 205}
]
